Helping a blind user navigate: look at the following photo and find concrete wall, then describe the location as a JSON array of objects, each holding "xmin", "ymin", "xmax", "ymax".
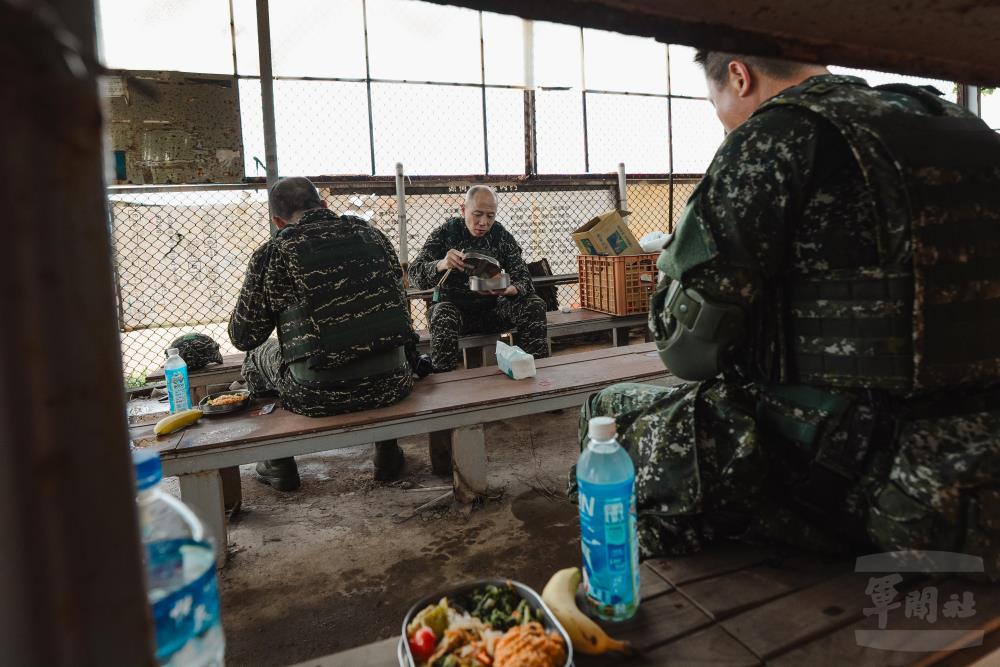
[{"xmin": 104, "ymin": 71, "xmax": 244, "ymax": 184}]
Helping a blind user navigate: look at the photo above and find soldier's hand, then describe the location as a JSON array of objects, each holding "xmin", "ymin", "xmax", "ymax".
[
  {"xmin": 489, "ymin": 285, "xmax": 518, "ymax": 297},
  {"xmin": 437, "ymin": 249, "xmax": 468, "ymax": 273}
]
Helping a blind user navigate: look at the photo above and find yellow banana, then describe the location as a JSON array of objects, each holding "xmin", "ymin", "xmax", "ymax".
[
  {"xmin": 154, "ymin": 408, "xmax": 203, "ymax": 436},
  {"xmin": 541, "ymin": 567, "xmax": 633, "ymax": 656}
]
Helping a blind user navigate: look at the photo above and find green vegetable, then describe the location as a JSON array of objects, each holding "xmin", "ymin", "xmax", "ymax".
[
  {"xmin": 464, "ymin": 583, "xmax": 537, "ymax": 632},
  {"xmin": 407, "ymin": 598, "xmax": 449, "ymax": 638}
]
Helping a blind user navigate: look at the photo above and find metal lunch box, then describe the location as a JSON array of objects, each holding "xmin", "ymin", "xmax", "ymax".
[
  {"xmin": 468, "ymin": 273, "xmax": 511, "ymax": 292},
  {"xmin": 398, "ymin": 579, "xmax": 574, "ymax": 667},
  {"xmin": 462, "ymin": 251, "xmax": 502, "ymax": 278}
]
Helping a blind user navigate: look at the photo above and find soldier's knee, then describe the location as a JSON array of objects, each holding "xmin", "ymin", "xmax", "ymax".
[
  {"xmin": 520, "ymin": 295, "xmax": 547, "ymax": 319},
  {"xmin": 430, "ymin": 302, "xmax": 462, "ymax": 328}
]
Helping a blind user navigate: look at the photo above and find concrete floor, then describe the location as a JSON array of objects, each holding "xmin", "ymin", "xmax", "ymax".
[{"xmin": 174, "ymin": 335, "xmax": 635, "ymax": 666}]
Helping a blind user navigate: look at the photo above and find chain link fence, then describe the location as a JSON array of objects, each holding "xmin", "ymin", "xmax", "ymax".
[{"xmin": 111, "ymin": 176, "xmax": 699, "ymax": 386}]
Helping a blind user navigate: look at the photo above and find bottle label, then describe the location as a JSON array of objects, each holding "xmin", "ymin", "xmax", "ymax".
[
  {"xmin": 148, "ymin": 539, "xmax": 221, "ymax": 663},
  {"xmin": 578, "ymin": 478, "xmax": 639, "ymax": 612},
  {"xmin": 164, "ymin": 367, "xmax": 191, "ymax": 414}
]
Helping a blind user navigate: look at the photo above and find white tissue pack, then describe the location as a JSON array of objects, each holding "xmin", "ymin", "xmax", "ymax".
[{"xmin": 496, "ymin": 340, "xmax": 536, "ymax": 380}]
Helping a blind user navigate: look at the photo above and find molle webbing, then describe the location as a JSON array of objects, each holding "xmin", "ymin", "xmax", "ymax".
[{"xmin": 788, "ymin": 271, "xmax": 913, "ymax": 390}]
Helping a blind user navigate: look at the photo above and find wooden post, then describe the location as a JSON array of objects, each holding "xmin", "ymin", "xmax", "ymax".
[
  {"xmin": 0, "ymin": 1, "xmax": 154, "ymax": 663},
  {"xmin": 452, "ymin": 425, "xmax": 488, "ymax": 503}
]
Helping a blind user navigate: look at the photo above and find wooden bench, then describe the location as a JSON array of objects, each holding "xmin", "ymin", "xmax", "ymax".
[
  {"xmin": 130, "ymin": 343, "xmax": 673, "ymax": 567},
  {"xmin": 146, "ymin": 308, "xmax": 650, "ymax": 399},
  {"xmin": 297, "ymin": 544, "xmax": 1000, "ymax": 666}
]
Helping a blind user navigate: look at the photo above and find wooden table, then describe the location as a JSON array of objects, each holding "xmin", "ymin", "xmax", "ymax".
[{"xmin": 298, "ymin": 545, "xmax": 1000, "ymax": 666}]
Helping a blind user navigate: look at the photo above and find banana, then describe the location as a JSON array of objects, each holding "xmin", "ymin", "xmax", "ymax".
[
  {"xmin": 541, "ymin": 567, "xmax": 633, "ymax": 656},
  {"xmin": 154, "ymin": 408, "xmax": 203, "ymax": 436}
]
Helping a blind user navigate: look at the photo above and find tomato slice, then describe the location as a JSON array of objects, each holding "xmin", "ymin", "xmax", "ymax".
[{"xmin": 408, "ymin": 626, "xmax": 438, "ymax": 662}]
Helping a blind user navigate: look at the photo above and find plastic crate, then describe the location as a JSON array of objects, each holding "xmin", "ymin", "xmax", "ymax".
[{"xmin": 577, "ymin": 253, "xmax": 660, "ymax": 316}]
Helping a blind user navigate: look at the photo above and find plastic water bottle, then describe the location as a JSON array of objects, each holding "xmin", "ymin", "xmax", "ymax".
[
  {"xmin": 164, "ymin": 347, "xmax": 191, "ymax": 414},
  {"xmin": 576, "ymin": 416, "xmax": 640, "ymax": 621},
  {"xmin": 133, "ymin": 449, "xmax": 225, "ymax": 666}
]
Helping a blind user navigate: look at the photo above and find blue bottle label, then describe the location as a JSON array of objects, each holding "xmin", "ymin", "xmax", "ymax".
[
  {"xmin": 578, "ymin": 478, "xmax": 639, "ymax": 611},
  {"xmin": 164, "ymin": 366, "xmax": 191, "ymax": 413},
  {"xmin": 147, "ymin": 539, "xmax": 221, "ymax": 663}
]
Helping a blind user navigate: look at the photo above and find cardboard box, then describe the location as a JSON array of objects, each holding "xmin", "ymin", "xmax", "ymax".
[{"xmin": 571, "ymin": 209, "xmax": 643, "ymax": 256}]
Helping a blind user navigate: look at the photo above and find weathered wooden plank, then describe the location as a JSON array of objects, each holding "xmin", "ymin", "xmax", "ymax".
[
  {"xmin": 721, "ymin": 571, "xmax": 874, "ymax": 660},
  {"xmin": 639, "ymin": 561, "xmax": 673, "ymax": 601},
  {"xmin": 595, "ymin": 588, "xmax": 714, "ymax": 653},
  {"xmin": 679, "ymin": 554, "xmax": 850, "ymax": 620},
  {"xmin": 290, "ymin": 636, "xmax": 398, "ymax": 667},
  {"xmin": 772, "ymin": 578, "xmax": 1000, "ymax": 667},
  {"xmin": 640, "ymin": 625, "xmax": 761, "ymax": 667},
  {"xmin": 645, "ymin": 544, "xmax": 778, "ymax": 587}
]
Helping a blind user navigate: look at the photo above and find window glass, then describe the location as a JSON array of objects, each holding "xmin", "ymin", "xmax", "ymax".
[
  {"xmin": 583, "ymin": 30, "xmax": 666, "ymax": 94},
  {"xmin": 486, "ymin": 89, "xmax": 525, "ymax": 174},
  {"xmin": 535, "ymin": 90, "xmax": 585, "ymax": 173},
  {"xmin": 982, "ymin": 90, "xmax": 1000, "ymax": 129},
  {"xmin": 668, "ymin": 45, "xmax": 708, "ymax": 98},
  {"xmin": 586, "ymin": 93, "xmax": 668, "ymax": 173},
  {"xmin": 671, "ymin": 98, "xmax": 724, "ymax": 173},
  {"xmin": 533, "ymin": 22, "xmax": 582, "ymax": 89},
  {"xmin": 483, "ymin": 12, "xmax": 524, "ymax": 86}
]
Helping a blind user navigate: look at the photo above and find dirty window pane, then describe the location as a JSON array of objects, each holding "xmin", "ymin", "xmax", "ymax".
[
  {"xmin": 829, "ymin": 66, "xmax": 958, "ymax": 103},
  {"xmin": 668, "ymin": 45, "xmax": 708, "ymax": 98},
  {"xmin": 239, "ymin": 80, "xmax": 372, "ymax": 177},
  {"xmin": 583, "ymin": 30, "xmax": 667, "ymax": 94},
  {"xmin": 366, "ymin": 0, "xmax": 481, "ymax": 84},
  {"xmin": 586, "ymin": 93, "xmax": 668, "ymax": 173},
  {"xmin": 982, "ymin": 90, "xmax": 1000, "ymax": 129},
  {"xmin": 483, "ymin": 12, "xmax": 524, "ymax": 86},
  {"xmin": 98, "ymin": 0, "xmax": 234, "ymax": 74},
  {"xmin": 371, "ymin": 83, "xmax": 484, "ymax": 175},
  {"xmin": 486, "ymin": 88, "xmax": 525, "ymax": 174},
  {"xmin": 534, "ymin": 22, "xmax": 582, "ymax": 89},
  {"xmin": 671, "ymin": 98, "xmax": 724, "ymax": 173},
  {"xmin": 535, "ymin": 90, "xmax": 585, "ymax": 174},
  {"xmin": 232, "ymin": 0, "xmax": 366, "ymax": 78}
]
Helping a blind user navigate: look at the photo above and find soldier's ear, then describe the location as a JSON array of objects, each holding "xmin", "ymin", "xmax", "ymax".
[{"xmin": 729, "ymin": 60, "xmax": 753, "ymax": 97}]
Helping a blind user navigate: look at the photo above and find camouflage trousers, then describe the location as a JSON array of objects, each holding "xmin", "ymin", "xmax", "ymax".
[
  {"xmin": 428, "ymin": 294, "xmax": 549, "ymax": 372},
  {"xmin": 574, "ymin": 380, "xmax": 1000, "ymax": 578},
  {"xmin": 242, "ymin": 339, "xmax": 413, "ymax": 418}
]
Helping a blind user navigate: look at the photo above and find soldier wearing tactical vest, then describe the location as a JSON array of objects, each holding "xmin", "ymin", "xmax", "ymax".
[
  {"xmin": 229, "ymin": 177, "xmax": 415, "ymax": 491},
  {"xmin": 409, "ymin": 186, "xmax": 549, "ymax": 372},
  {"xmin": 573, "ymin": 53, "xmax": 1000, "ymax": 578}
]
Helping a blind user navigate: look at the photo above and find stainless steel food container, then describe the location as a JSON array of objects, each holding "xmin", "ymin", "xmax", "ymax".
[
  {"xmin": 463, "ymin": 252, "xmax": 502, "ymax": 278},
  {"xmin": 399, "ymin": 579, "xmax": 574, "ymax": 667},
  {"xmin": 468, "ymin": 273, "xmax": 511, "ymax": 292}
]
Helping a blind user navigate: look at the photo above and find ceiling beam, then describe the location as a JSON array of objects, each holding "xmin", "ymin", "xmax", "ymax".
[{"xmin": 425, "ymin": 0, "xmax": 1000, "ymax": 86}]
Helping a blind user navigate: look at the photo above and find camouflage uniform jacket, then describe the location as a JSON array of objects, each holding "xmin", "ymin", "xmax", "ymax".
[
  {"xmin": 229, "ymin": 209, "xmax": 413, "ymax": 416},
  {"xmin": 408, "ymin": 217, "xmax": 535, "ymax": 305}
]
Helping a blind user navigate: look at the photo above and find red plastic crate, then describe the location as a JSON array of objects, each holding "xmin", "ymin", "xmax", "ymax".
[{"xmin": 577, "ymin": 253, "xmax": 660, "ymax": 316}]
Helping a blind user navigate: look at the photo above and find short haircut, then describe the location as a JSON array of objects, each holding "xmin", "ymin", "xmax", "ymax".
[
  {"xmin": 465, "ymin": 184, "xmax": 498, "ymax": 209},
  {"xmin": 694, "ymin": 50, "xmax": 806, "ymax": 86},
  {"xmin": 269, "ymin": 176, "xmax": 323, "ymax": 221}
]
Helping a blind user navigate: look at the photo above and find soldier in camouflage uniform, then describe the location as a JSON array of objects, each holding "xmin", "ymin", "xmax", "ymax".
[
  {"xmin": 408, "ymin": 186, "xmax": 549, "ymax": 372},
  {"xmin": 166, "ymin": 333, "xmax": 223, "ymax": 371},
  {"xmin": 574, "ymin": 53, "xmax": 1000, "ymax": 577},
  {"xmin": 230, "ymin": 177, "xmax": 415, "ymax": 491}
]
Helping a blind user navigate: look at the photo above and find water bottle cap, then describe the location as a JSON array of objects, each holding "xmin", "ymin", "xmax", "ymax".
[
  {"xmin": 167, "ymin": 347, "xmax": 179, "ymax": 357},
  {"xmin": 132, "ymin": 448, "xmax": 162, "ymax": 490},
  {"xmin": 588, "ymin": 416, "xmax": 617, "ymax": 441}
]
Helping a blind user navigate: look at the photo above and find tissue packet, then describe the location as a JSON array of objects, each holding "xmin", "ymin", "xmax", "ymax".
[{"xmin": 496, "ymin": 340, "xmax": 536, "ymax": 380}]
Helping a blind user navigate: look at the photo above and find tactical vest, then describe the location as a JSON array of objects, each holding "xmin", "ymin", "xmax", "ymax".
[
  {"xmin": 756, "ymin": 80, "xmax": 1000, "ymax": 395},
  {"xmin": 274, "ymin": 213, "xmax": 411, "ymax": 379}
]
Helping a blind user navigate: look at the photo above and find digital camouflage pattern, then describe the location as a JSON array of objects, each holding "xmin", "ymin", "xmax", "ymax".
[
  {"xmin": 229, "ymin": 208, "xmax": 412, "ymax": 417},
  {"xmin": 578, "ymin": 75, "xmax": 1000, "ymax": 577},
  {"xmin": 166, "ymin": 332, "xmax": 223, "ymax": 371},
  {"xmin": 409, "ymin": 217, "xmax": 549, "ymax": 371}
]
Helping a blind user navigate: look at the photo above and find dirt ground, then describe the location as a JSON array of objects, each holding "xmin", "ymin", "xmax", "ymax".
[{"xmin": 156, "ymin": 335, "xmax": 636, "ymax": 666}]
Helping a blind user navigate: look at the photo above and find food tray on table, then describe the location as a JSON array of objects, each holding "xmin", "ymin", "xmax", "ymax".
[
  {"xmin": 197, "ymin": 389, "xmax": 251, "ymax": 416},
  {"xmin": 399, "ymin": 579, "xmax": 573, "ymax": 667}
]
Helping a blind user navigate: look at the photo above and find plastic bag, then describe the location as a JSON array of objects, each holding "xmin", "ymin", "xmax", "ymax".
[{"xmin": 496, "ymin": 340, "xmax": 536, "ymax": 380}]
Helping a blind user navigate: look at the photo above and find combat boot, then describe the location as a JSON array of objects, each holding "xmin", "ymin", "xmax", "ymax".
[
  {"xmin": 373, "ymin": 440, "xmax": 405, "ymax": 481},
  {"xmin": 255, "ymin": 457, "xmax": 301, "ymax": 492}
]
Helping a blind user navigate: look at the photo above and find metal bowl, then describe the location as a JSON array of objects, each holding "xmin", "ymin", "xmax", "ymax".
[
  {"xmin": 198, "ymin": 389, "xmax": 251, "ymax": 416},
  {"xmin": 463, "ymin": 251, "xmax": 502, "ymax": 278},
  {"xmin": 399, "ymin": 579, "xmax": 573, "ymax": 667},
  {"xmin": 469, "ymin": 273, "xmax": 511, "ymax": 292}
]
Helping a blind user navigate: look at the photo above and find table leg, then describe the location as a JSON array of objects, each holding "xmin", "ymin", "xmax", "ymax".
[
  {"xmin": 613, "ymin": 325, "xmax": 632, "ymax": 347},
  {"xmin": 464, "ymin": 346, "xmax": 484, "ymax": 369},
  {"xmin": 452, "ymin": 424, "xmax": 487, "ymax": 503},
  {"xmin": 178, "ymin": 471, "xmax": 227, "ymax": 568},
  {"xmin": 220, "ymin": 466, "xmax": 242, "ymax": 516},
  {"xmin": 429, "ymin": 430, "xmax": 453, "ymax": 476}
]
